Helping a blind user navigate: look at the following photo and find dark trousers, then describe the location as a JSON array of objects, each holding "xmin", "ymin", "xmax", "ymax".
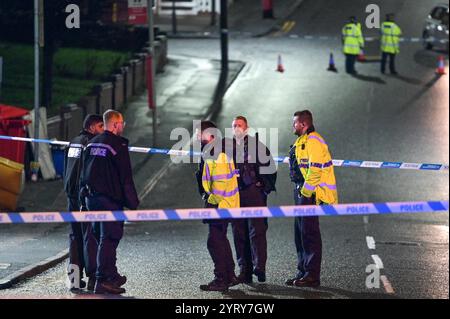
[
  {"xmin": 293, "ymin": 189, "xmax": 322, "ymax": 281},
  {"xmin": 86, "ymin": 195, "xmax": 124, "ymax": 282},
  {"xmin": 381, "ymin": 52, "xmax": 396, "ymax": 73},
  {"xmin": 232, "ymin": 184, "xmax": 268, "ymax": 276},
  {"xmin": 345, "ymin": 54, "xmax": 357, "ymax": 74},
  {"xmin": 68, "ymin": 197, "xmax": 99, "ymax": 279},
  {"xmin": 207, "ymin": 221, "xmax": 236, "ymax": 282}
]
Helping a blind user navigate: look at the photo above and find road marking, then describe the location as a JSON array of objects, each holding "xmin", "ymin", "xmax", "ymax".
[
  {"xmin": 281, "ymin": 22, "xmax": 289, "ymax": 32},
  {"xmin": 285, "ymin": 21, "xmax": 296, "ymax": 33},
  {"xmin": 138, "ymin": 143, "xmax": 188, "ymax": 201},
  {"xmin": 371, "ymin": 254, "xmax": 384, "ymax": 269},
  {"xmin": 363, "ymin": 216, "xmax": 369, "ymax": 224},
  {"xmin": 366, "ymin": 236, "xmax": 376, "ymax": 249},
  {"xmin": 0, "ymin": 263, "xmax": 11, "ymax": 270},
  {"xmin": 380, "ymin": 275, "xmax": 395, "ymax": 294}
]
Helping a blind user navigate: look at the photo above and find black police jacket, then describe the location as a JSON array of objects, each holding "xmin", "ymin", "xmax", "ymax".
[
  {"xmin": 80, "ymin": 130, "xmax": 140, "ymax": 210},
  {"xmin": 231, "ymin": 135, "xmax": 277, "ymax": 194},
  {"xmin": 63, "ymin": 130, "xmax": 95, "ymax": 198}
]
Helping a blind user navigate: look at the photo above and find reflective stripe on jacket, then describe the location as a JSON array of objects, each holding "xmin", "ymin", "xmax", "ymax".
[
  {"xmin": 342, "ymin": 23, "xmax": 364, "ymax": 55},
  {"xmin": 380, "ymin": 21, "xmax": 402, "ymax": 54},
  {"xmin": 294, "ymin": 131, "xmax": 338, "ymax": 205},
  {"xmin": 202, "ymin": 152, "xmax": 240, "ymax": 209}
]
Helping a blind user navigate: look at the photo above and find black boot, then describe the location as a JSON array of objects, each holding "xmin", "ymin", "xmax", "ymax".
[
  {"xmin": 199, "ymin": 278, "xmax": 229, "ymax": 292},
  {"xmin": 254, "ymin": 269, "xmax": 266, "ymax": 283},
  {"xmin": 94, "ymin": 280, "xmax": 126, "ymax": 294}
]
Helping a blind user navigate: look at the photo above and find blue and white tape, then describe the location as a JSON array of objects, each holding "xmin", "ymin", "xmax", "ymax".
[
  {"xmin": 1, "ymin": 135, "xmax": 448, "ymax": 171},
  {"xmin": 0, "ymin": 201, "xmax": 448, "ymax": 224},
  {"xmin": 287, "ymin": 35, "xmax": 449, "ymax": 45}
]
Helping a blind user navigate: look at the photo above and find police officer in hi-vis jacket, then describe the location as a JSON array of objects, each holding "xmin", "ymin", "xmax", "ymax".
[{"xmin": 286, "ymin": 110, "xmax": 338, "ymax": 288}]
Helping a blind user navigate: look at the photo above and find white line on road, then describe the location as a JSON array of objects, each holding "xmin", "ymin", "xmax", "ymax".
[
  {"xmin": 138, "ymin": 160, "xmax": 173, "ymax": 201},
  {"xmin": 371, "ymin": 254, "xmax": 384, "ymax": 269},
  {"xmin": 380, "ymin": 275, "xmax": 395, "ymax": 294},
  {"xmin": 366, "ymin": 236, "xmax": 376, "ymax": 249},
  {"xmin": 139, "ymin": 92, "xmax": 218, "ymax": 201}
]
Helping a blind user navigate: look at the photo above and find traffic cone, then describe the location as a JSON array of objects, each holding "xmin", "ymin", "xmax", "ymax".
[
  {"xmin": 357, "ymin": 49, "xmax": 366, "ymax": 62},
  {"xmin": 276, "ymin": 55, "xmax": 285, "ymax": 73},
  {"xmin": 436, "ymin": 55, "xmax": 446, "ymax": 75},
  {"xmin": 327, "ymin": 53, "xmax": 338, "ymax": 72}
]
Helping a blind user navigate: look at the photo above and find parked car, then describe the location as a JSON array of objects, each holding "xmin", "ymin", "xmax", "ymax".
[{"xmin": 423, "ymin": 3, "xmax": 449, "ymax": 51}]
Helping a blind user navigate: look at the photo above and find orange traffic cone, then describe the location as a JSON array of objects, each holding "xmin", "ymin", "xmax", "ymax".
[
  {"xmin": 327, "ymin": 53, "xmax": 338, "ymax": 72},
  {"xmin": 276, "ymin": 55, "xmax": 285, "ymax": 73},
  {"xmin": 436, "ymin": 55, "xmax": 446, "ymax": 75},
  {"xmin": 357, "ymin": 49, "xmax": 366, "ymax": 62}
]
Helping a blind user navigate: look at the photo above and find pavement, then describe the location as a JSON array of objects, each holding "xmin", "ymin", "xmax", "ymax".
[
  {"xmin": 0, "ymin": 0, "xmax": 448, "ymax": 299},
  {"xmin": 0, "ymin": 54, "xmax": 245, "ymax": 289}
]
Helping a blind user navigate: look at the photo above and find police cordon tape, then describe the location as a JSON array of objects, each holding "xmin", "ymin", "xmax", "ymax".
[
  {"xmin": 1, "ymin": 135, "xmax": 448, "ymax": 171},
  {"xmin": 286, "ymin": 35, "xmax": 450, "ymax": 44},
  {"xmin": 0, "ymin": 201, "xmax": 448, "ymax": 224}
]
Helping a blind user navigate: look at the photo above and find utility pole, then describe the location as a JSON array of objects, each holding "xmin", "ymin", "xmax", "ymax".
[
  {"xmin": 209, "ymin": 0, "xmax": 228, "ymax": 119},
  {"xmin": 171, "ymin": 0, "xmax": 177, "ymax": 34},
  {"xmin": 33, "ymin": 0, "xmax": 41, "ymax": 181},
  {"xmin": 147, "ymin": 0, "xmax": 157, "ymax": 146},
  {"xmin": 220, "ymin": 0, "xmax": 228, "ymax": 73},
  {"xmin": 211, "ymin": 0, "xmax": 216, "ymax": 26}
]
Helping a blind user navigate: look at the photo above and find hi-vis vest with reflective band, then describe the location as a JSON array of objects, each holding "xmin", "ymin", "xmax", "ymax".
[
  {"xmin": 294, "ymin": 131, "xmax": 338, "ymax": 205},
  {"xmin": 202, "ymin": 152, "xmax": 240, "ymax": 209},
  {"xmin": 342, "ymin": 23, "xmax": 364, "ymax": 55},
  {"xmin": 380, "ymin": 21, "xmax": 402, "ymax": 54}
]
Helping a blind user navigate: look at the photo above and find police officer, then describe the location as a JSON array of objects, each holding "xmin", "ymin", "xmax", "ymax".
[
  {"xmin": 230, "ymin": 116, "xmax": 277, "ymax": 284},
  {"xmin": 286, "ymin": 110, "xmax": 338, "ymax": 288},
  {"xmin": 342, "ymin": 16, "xmax": 364, "ymax": 74},
  {"xmin": 63, "ymin": 114, "xmax": 104, "ymax": 292},
  {"xmin": 195, "ymin": 121, "xmax": 240, "ymax": 292},
  {"xmin": 380, "ymin": 13, "xmax": 402, "ymax": 75},
  {"xmin": 81, "ymin": 109, "xmax": 139, "ymax": 295}
]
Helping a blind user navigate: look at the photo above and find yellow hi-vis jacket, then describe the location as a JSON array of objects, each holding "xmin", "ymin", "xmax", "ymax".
[
  {"xmin": 342, "ymin": 23, "xmax": 364, "ymax": 55},
  {"xmin": 202, "ymin": 152, "xmax": 240, "ymax": 209},
  {"xmin": 380, "ymin": 21, "xmax": 402, "ymax": 54},
  {"xmin": 294, "ymin": 131, "xmax": 338, "ymax": 205}
]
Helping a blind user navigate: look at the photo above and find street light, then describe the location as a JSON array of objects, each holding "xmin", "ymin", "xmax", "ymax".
[
  {"xmin": 220, "ymin": 0, "xmax": 228, "ymax": 73},
  {"xmin": 32, "ymin": 0, "xmax": 42, "ymax": 181},
  {"xmin": 172, "ymin": 0, "xmax": 177, "ymax": 34},
  {"xmin": 211, "ymin": 0, "xmax": 216, "ymax": 26},
  {"xmin": 147, "ymin": 0, "xmax": 157, "ymax": 146}
]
